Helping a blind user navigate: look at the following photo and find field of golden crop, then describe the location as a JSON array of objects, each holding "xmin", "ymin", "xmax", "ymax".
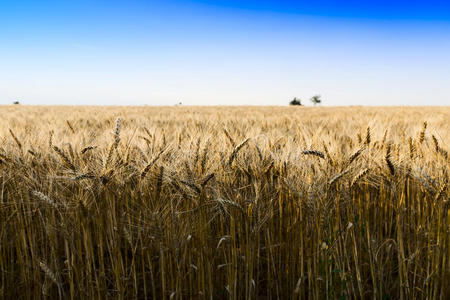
[{"xmin": 0, "ymin": 105, "xmax": 449, "ymax": 299}]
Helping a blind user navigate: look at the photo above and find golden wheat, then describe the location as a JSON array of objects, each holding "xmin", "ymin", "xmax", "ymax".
[{"xmin": 0, "ymin": 105, "xmax": 448, "ymax": 299}]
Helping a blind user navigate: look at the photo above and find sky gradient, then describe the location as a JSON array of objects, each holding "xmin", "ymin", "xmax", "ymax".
[{"xmin": 1, "ymin": 0, "xmax": 450, "ymax": 106}]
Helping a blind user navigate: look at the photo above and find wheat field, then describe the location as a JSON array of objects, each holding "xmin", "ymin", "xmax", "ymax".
[{"xmin": 0, "ymin": 105, "xmax": 449, "ymax": 299}]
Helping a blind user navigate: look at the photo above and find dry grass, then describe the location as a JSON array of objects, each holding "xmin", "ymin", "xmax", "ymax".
[{"xmin": 0, "ymin": 105, "xmax": 449, "ymax": 299}]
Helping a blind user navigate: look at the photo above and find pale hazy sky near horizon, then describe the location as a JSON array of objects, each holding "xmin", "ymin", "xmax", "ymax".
[{"xmin": 1, "ymin": 0, "xmax": 450, "ymax": 106}]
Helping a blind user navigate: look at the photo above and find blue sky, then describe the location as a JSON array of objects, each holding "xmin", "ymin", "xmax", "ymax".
[{"xmin": 1, "ymin": 0, "xmax": 449, "ymax": 106}]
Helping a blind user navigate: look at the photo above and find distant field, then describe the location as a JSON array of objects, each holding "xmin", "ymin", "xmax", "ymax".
[{"xmin": 0, "ymin": 106, "xmax": 449, "ymax": 299}]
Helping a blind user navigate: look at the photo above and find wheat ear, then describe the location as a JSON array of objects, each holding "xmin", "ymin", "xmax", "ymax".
[
  {"xmin": 9, "ymin": 129, "xmax": 22, "ymax": 150},
  {"xmin": 48, "ymin": 130, "xmax": 54, "ymax": 148},
  {"xmin": 348, "ymin": 148, "xmax": 364, "ymax": 165},
  {"xmin": 141, "ymin": 149, "xmax": 165, "ymax": 178},
  {"xmin": 114, "ymin": 117, "xmax": 121, "ymax": 149},
  {"xmin": 328, "ymin": 170, "xmax": 349, "ymax": 186},
  {"xmin": 180, "ymin": 180, "xmax": 201, "ymax": 194},
  {"xmin": 33, "ymin": 191, "xmax": 58, "ymax": 209},
  {"xmin": 223, "ymin": 128, "xmax": 236, "ymax": 147},
  {"xmin": 408, "ymin": 137, "xmax": 415, "ymax": 160},
  {"xmin": 201, "ymin": 173, "xmax": 215, "ymax": 187},
  {"xmin": 385, "ymin": 144, "xmax": 395, "ymax": 175},
  {"xmin": 66, "ymin": 120, "xmax": 75, "ymax": 134},
  {"xmin": 435, "ymin": 182, "xmax": 447, "ymax": 201},
  {"xmin": 229, "ymin": 138, "xmax": 250, "ymax": 165},
  {"xmin": 81, "ymin": 146, "xmax": 96, "ymax": 154},
  {"xmin": 419, "ymin": 121, "xmax": 427, "ymax": 144},
  {"xmin": 104, "ymin": 143, "xmax": 115, "ymax": 169},
  {"xmin": 351, "ymin": 168, "xmax": 370, "ymax": 187},
  {"xmin": 365, "ymin": 127, "xmax": 371, "ymax": 145},
  {"xmin": 53, "ymin": 146, "xmax": 76, "ymax": 171},
  {"xmin": 302, "ymin": 150, "xmax": 325, "ymax": 159}
]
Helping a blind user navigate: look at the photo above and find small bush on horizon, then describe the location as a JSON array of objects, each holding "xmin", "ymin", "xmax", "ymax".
[{"xmin": 289, "ymin": 97, "xmax": 302, "ymax": 106}]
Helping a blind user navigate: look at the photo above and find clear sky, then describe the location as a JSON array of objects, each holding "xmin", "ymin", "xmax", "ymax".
[{"xmin": 1, "ymin": 0, "xmax": 450, "ymax": 106}]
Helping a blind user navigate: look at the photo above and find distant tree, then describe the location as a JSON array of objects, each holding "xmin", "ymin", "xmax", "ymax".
[
  {"xmin": 310, "ymin": 95, "xmax": 322, "ymax": 106},
  {"xmin": 13, "ymin": 101, "xmax": 20, "ymax": 105},
  {"xmin": 289, "ymin": 97, "xmax": 302, "ymax": 106}
]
